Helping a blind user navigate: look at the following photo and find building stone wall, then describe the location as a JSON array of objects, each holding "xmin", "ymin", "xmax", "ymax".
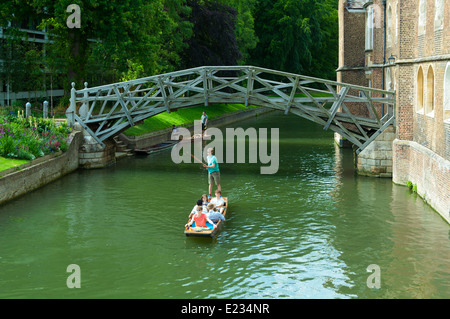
[
  {"xmin": 393, "ymin": 139, "xmax": 450, "ymax": 224},
  {"xmin": 339, "ymin": 0, "xmax": 450, "ymax": 222},
  {"xmin": 337, "ymin": 0, "xmax": 369, "ymax": 108}
]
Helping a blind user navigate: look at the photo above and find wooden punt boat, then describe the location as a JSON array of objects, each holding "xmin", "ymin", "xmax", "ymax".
[
  {"xmin": 134, "ymin": 140, "xmax": 178, "ymax": 155},
  {"xmin": 184, "ymin": 197, "xmax": 228, "ymax": 238}
]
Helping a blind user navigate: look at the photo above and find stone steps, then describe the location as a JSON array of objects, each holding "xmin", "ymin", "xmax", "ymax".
[{"xmin": 113, "ymin": 136, "xmax": 134, "ymax": 159}]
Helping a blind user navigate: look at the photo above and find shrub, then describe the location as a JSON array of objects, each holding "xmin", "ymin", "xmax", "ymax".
[
  {"xmin": 0, "ymin": 134, "xmax": 18, "ymax": 157},
  {"xmin": 24, "ymin": 131, "xmax": 44, "ymax": 158},
  {"xmin": 17, "ymin": 146, "xmax": 35, "ymax": 161},
  {"xmin": 56, "ymin": 121, "xmax": 71, "ymax": 135},
  {"xmin": 0, "ymin": 115, "xmax": 71, "ymax": 161}
]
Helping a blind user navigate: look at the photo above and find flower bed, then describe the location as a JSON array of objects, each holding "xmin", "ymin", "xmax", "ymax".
[{"xmin": 0, "ymin": 112, "xmax": 71, "ymax": 161}]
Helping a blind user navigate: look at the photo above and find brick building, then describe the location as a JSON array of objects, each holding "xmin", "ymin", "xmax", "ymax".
[{"xmin": 338, "ymin": 0, "xmax": 450, "ymax": 223}]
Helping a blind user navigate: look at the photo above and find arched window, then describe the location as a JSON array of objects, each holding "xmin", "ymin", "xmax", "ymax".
[
  {"xmin": 419, "ymin": 0, "xmax": 427, "ymax": 34},
  {"xmin": 426, "ymin": 66, "xmax": 435, "ymax": 116},
  {"xmin": 435, "ymin": 0, "xmax": 444, "ymax": 31},
  {"xmin": 417, "ymin": 67, "xmax": 424, "ymax": 113},
  {"xmin": 444, "ymin": 63, "xmax": 450, "ymax": 122}
]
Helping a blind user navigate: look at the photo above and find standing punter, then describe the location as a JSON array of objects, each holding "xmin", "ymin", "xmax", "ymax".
[
  {"xmin": 203, "ymin": 147, "xmax": 221, "ymax": 199},
  {"xmin": 201, "ymin": 111, "xmax": 208, "ymax": 136}
]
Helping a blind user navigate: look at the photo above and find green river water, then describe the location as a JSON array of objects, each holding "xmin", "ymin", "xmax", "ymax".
[{"xmin": 0, "ymin": 111, "xmax": 449, "ymax": 299}]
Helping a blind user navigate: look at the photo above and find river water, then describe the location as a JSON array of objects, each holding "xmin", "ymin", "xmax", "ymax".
[{"xmin": 0, "ymin": 111, "xmax": 449, "ymax": 299}]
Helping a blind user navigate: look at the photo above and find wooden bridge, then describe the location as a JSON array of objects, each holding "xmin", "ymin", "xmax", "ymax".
[{"xmin": 66, "ymin": 66, "xmax": 395, "ymax": 154}]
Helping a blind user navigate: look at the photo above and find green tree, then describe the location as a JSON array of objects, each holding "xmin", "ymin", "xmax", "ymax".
[
  {"xmin": 248, "ymin": 0, "xmax": 338, "ymax": 79},
  {"xmin": 0, "ymin": 36, "xmax": 27, "ymax": 96},
  {"xmin": 162, "ymin": 0, "xmax": 194, "ymax": 70},
  {"xmin": 310, "ymin": 0, "xmax": 338, "ymax": 80},
  {"xmin": 216, "ymin": 0, "xmax": 258, "ymax": 64},
  {"xmin": 0, "ymin": 0, "xmax": 194, "ymax": 90},
  {"xmin": 24, "ymin": 46, "xmax": 45, "ymax": 99},
  {"xmin": 0, "ymin": 33, "xmax": 44, "ymax": 100},
  {"xmin": 0, "ymin": 2, "xmax": 46, "ymax": 99},
  {"xmin": 35, "ymin": 0, "xmax": 170, "ymax": 87},
  {"xmin": 181, "ymin": 0, "xmax": 242, "ymax": 68},
  {"xmin": 1, "ymin": 0, "xmax": 339, "ymax": 95}
]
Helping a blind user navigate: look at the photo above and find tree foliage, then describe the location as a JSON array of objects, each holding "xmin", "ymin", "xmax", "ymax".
[
  {"xmin": 181, "ymin": 0, "xmax": 242, "ymax": 68},
  {"xmin": 0, "ymin": 0, "xmax": 339, "ymax": 100},
  {"xmin": 35, "ymin": 0, "xmax": 192, "ymax": 87},
  {"xmin": 248, "ymin": 0, "xmax": 338, "ymax": 79},
  {"xmin": 1, "ymin": 0, "xmax": 193, "ymax": 91},
  {"xmin": 215, "ymin": 0, "xmax": 259, "ymax": 64}
]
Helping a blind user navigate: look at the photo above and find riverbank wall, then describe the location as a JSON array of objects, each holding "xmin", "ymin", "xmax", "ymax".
[{"xmin": 0, "ymin": 130, "xmax": 83, "ymax": 206}]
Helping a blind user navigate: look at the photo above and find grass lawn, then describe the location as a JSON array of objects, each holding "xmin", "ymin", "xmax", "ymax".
[
  {"xmin": 123, "ymin": 91, "xmax": 332, "ymax": 136},
  {"xmin": 124, "ymin": 103, "xmax": 258, "ymax": 136},
  {"xmin": 0, "ymin": 157, "xmax": 29, "ymax": 173}
]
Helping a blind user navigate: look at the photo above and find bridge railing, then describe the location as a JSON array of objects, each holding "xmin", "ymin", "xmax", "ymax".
[{"xmin": 67, "ymin": 65, "xmax": 395, "ymax": 153}]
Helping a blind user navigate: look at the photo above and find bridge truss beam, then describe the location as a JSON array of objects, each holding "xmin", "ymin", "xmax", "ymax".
[{"xmin": 66, "ymin": 66, "xmax": 395, "ymax": 154}]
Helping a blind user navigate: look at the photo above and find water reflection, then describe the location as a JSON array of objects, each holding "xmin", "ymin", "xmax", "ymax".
[{"xmin": 331, "ymin": 140, "xmax": 450, "ymax": 298}]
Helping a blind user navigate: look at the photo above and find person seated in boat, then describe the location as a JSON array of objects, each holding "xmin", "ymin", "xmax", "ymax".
[
  {"xmin": 206, "ymin": 203, "xmax": 225, "ymax": 223},
  {"xmin": 210, "ymin": 190, "xmax": 225, "ymax": 213},
  {"xmin": 189, "ymin": 199, "xmax": 204, "ymax": 219},
  {"xmin": 201, "ymin": 194, "xmax": 209, "ymax": 206},
  {"xmin": 186, "ymin": 206, "xmax": 216, "ymax": 230}
]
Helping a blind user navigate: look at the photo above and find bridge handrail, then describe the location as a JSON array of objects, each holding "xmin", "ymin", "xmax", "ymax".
[{"xmin": 73, "ymin": 65, "xmax": 395, "ymax": 97}]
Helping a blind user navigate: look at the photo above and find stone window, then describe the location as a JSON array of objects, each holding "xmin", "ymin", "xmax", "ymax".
[
  {"xmin": 426, "ymin": 66, "xmax": 435, "ymax": 116},
  {"xmin": 435, "ymin": 0, "xmax": 444, "ymax": 31},
  {"xmin": 386, "ymin": 68, "xmax": 393, "ymax": 91},
  {"xmin": 387, "ymin": 5, "xmax": 393, "ymax": 47},
  {"xmin": 417, "ymin": 66, "xmax": 424, "ymax": 113},
  {"xmin": 365, "ymin": 6, "xmax": 374, "ymax": 50},
  {"xmin": 444, "ymin": 62, "xmax": 450, "ymax": 122},
  {"xmin": 419, "ymin": 0, "xmax": 427, "ymax": 35}
]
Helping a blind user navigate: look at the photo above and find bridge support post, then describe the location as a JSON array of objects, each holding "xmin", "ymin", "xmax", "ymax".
[
  {"xmin": 355, "ymin": 125, "xmax": 396, "ymax": 178},
  {"xmin": 74, "ymin": 123, "xmax": 116, "ymax": 169}
]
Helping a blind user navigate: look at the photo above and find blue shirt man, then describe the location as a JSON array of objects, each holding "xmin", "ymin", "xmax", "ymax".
[
  {"xmin": 207, "ymin": 210, "xmax": 225, "ymax": 223},
  {"xmin": 207, "ymin": 153, "xmax": 219, "ymax": 174}
]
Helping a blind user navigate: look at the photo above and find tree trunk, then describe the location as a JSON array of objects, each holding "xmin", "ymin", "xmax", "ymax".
[{"xmin": 67, "ymin": 29, "xmax": 89, "ymax": 89}]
